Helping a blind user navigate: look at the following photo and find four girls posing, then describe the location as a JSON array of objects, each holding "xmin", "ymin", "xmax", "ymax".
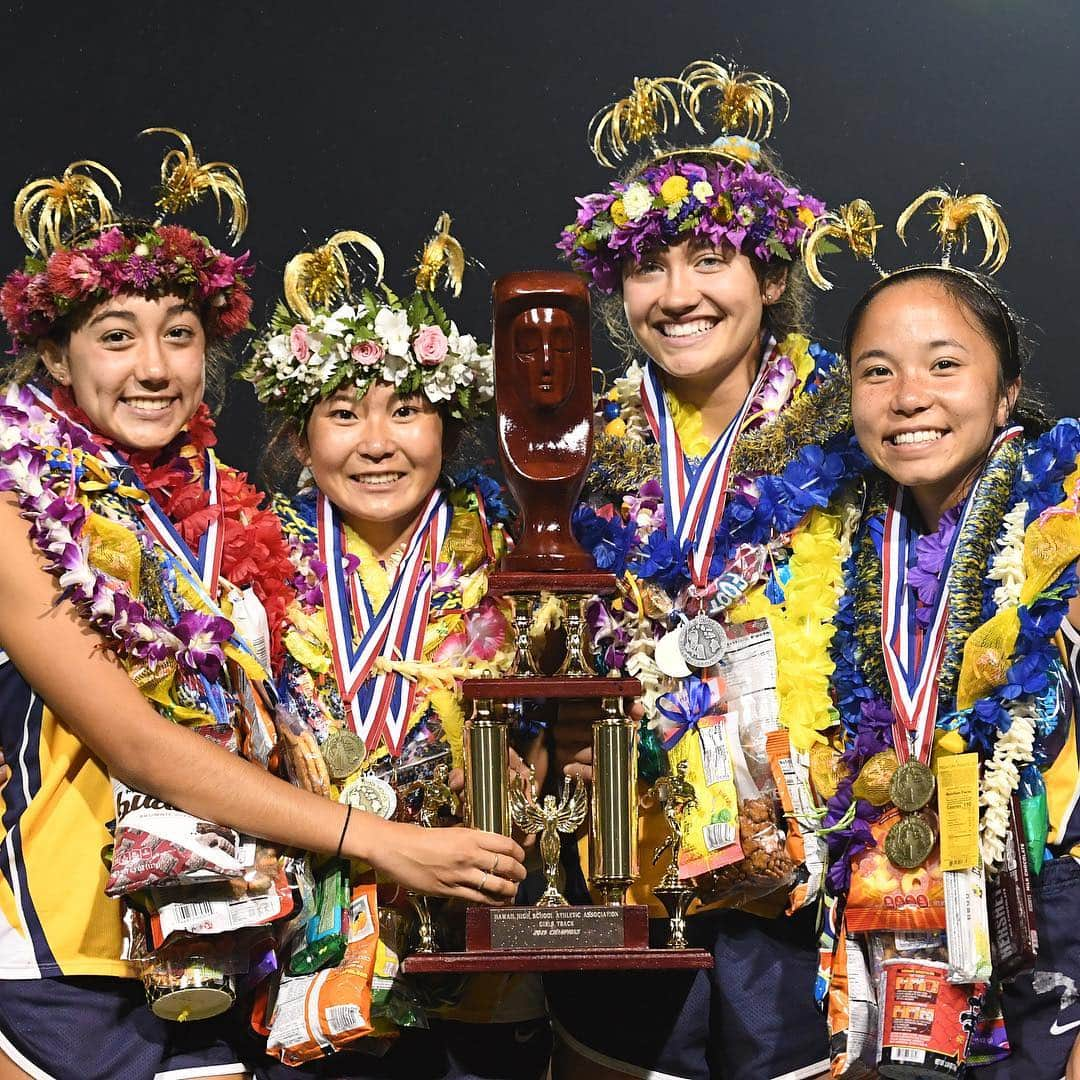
[{"xmin": 0, "ymin": 55, "xmax": 1077, "ymax": 1080}]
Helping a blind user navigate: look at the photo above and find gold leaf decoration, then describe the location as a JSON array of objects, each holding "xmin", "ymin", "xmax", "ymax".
[
  {"xmin": 283, "ymin": 231, "xmax": 385, "ymax": 322},
  {"xmin": 896, "ymin": 189, "xmax": 1009, "ymax": 273},
  {"xmin": 142, "ymin": 127, "xmax": 248, "ymax": 242},
  {"xmin": 13, "ymin": 160, "xmax": 122, "ymax": 255}
]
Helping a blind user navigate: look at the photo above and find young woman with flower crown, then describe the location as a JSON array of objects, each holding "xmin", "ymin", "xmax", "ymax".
[
  {"xmin": 545, "ymin": 61, "xmax": 861, "ymax": 1080},
  {"xmin": 802, "ymin": 193, "xmax": 1080, "ymax": 1079},
  {"xmin": 0, "ymin": 146, "xmax": 525, "ymax": 1080},
  {"xmin": 241, "ymin": 224, "xmax": 550, "ymax": 1079}
]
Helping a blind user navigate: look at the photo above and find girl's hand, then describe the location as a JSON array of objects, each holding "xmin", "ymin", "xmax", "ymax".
[
  {"xmin": 355, "ymin": 816, "xmax": 525, "ymax": 905},
  {"xmin": 555, "ymin": 700, "xmax": 644, "ymax": 785},
  {"xmin": 0, "ymin": 747, "xmax": 8, "ymax": 790}
]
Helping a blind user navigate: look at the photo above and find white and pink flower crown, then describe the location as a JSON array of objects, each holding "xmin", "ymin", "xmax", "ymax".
[
  {"xmin": 242, "ymin": 215, "xmax": 493, "ymax": 422},
  {"xmin": 1, "ymin": 129, "xmax": 253, "ymax": 346}
]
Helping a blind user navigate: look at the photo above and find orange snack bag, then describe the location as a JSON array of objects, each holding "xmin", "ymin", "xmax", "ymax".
[
  {"xmin": 845, "ymin": 811, "xmax": 945, "ymax": 933},
  {"xmin": 266, "ymin": 883, "xmax": 379, "ymax": 1064}
]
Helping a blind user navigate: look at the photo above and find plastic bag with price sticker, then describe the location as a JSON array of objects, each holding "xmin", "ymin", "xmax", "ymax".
[
  {"xmin": 678, "ymin": 620, "xmax": 797, "ymax": 906},
  {"xmin": 265, "ymin": 883, "xmax": 379, "ymax": 1064}
]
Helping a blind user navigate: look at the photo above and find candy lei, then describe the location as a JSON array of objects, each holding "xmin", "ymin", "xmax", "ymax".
[
  {"xmin": 575, "ymin": 334, "xmax": 865, "ymax": 757},
  {"xmin": 0, "ymin": 382, "xmax": 265, "ymax": 685},
  {"xmin": 826, "ymin": 419, "xmax": 1080, "ymax": 884}
]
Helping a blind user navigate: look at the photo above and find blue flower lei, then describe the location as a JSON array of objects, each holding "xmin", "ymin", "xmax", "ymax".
[
  {"xmin": 573, "ymin": 343, "xmax": 865, "ymax": 593},
  {"xmin": 824, "ymin": 419, "xmax": 1080, "ymax": 894}
]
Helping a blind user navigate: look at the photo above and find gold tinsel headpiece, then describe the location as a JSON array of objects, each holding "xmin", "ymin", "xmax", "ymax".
[
  {"xmin": 4, "ymin": 129, "xmax": 254, "ymax": 345},
  {"xmin": 802, "ymin": 187, "xmax": 1018, "ymax": 365},
  {"xmin": 587, "ymin": 57, "xmax": 789, "ymax": 170},
  {"xmin": 283, "ymin": 231, "xmax": 385, "ymax": 323}
]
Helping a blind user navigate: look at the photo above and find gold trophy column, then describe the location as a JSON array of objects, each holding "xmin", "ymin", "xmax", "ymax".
[
  {"xmin": 590, "ymin": 696, "xmax": 638, "ymax": 904},
  {"xmin": 464, "ymin": 698, "xmax": 511, "ymax": 836}
]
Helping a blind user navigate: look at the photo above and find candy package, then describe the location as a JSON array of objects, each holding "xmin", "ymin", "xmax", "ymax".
[
  {"xmin": 826, "ymin": 932, "xmax": 878, "ymax": 1079},
  {"xmin": 106, "ymin": 779, "xmax": 258, "ymax": 897},
  {"xmin": 686, "ymin": 621, "xmax": 795, "ymax": 905},
  {"xmin": 845, "ymin": 811, "xmax": 946, "ymax": 933},
  {"xmin": 266, "ymin": 883, "xmax": 380, "ymax": 1064}
]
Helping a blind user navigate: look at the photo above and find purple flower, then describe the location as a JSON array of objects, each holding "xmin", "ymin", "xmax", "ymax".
[{"xmin": 173, "ymin": 611, "xmax": 234, "ymax": 681}]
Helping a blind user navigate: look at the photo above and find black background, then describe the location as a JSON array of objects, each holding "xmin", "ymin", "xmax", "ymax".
[{"xmin": 3, "ymin": 0, "xmax": 1076, "ymax": 474}]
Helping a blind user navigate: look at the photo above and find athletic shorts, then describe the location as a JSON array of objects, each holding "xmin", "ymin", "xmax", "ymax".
[
  {"xmin": 251, "ymin": 1017, "xmax": 552, "ymax": 1080},
  {"xmin": 545, "ymin": 907, "xmax": 829, "ymax": 1080},
  {"xmin": 0, "ymin": 974, "xmax": 250, "ymax": 1080},
  {"xmin": 974, "ymin": 856, "xmax": 1080, "ymax": 1080}
]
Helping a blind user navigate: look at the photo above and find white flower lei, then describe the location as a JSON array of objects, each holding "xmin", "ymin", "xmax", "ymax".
[{"xmin": 979, "ymin": 497, "xmax": 1036, "ymax": 872}]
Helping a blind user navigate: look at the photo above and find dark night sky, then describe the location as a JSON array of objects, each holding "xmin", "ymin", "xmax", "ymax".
[{"xmin": 2, "ymin": 0, "xmax": 1076, "ymax": 473}]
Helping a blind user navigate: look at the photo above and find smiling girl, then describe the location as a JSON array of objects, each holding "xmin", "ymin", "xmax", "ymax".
[
  {"xmin": 807, "ymin": 192, "xmax": 1080, "ymax": 1079},
  {"xmin": 242, "ymin": 226, "xmax": 546, "ymax": 1078},
  {"xmin": 0, "ymin": 147, "xmax": 523, "ymax": 1080},
  {"xmin": 546, "ymin": 60, "xmax": 861, "ymax": 1080}
]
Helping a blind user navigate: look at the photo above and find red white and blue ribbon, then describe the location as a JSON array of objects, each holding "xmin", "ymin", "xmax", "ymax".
[
  {"xmin": 318, "ymin": 488, "xmax": 452, "ymax": 755},
  {"xmin": 27, "ymin": 383, "xmax": 225, "ymax": 597},
  {"xmin": 639, "ymin": 336, "xmax": 778, "ymax": 588},
  {"xmin": 880, "ymin": 425, "xmax": 1023, "ymax": 763}
]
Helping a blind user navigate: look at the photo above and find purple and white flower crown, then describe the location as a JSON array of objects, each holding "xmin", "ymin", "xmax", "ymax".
[{"xmin": 558, "ymin": 155, "xmax": 824, "ymax": 294}]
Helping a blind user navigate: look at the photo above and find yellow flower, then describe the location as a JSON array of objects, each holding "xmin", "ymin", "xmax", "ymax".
[
  {"xmin": 660, "ymin": 175, "xmax": 689, "ymax": 205},
  {"xmin": 605, "ymin": 417, "xmax": 627, "ymax": 438},
  {"xmin": 797, "ymin": 206, "xmax": 818, "ymax": 228},
  {"xmin": 779, "ymin": 333, "xmax": 816, "ymax": 388},
  {"xmin": 610, "ymin": 199, "xmax": 628, "ymax": 227}
]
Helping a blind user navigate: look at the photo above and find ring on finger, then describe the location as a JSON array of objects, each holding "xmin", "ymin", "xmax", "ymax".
[
  {"xmin": 491, "ymin": 853, "xmax": 500, "ymax": 873},
  {"xmin": 478, "ymin": 871, "xmax": 491, "ymax": 892}
]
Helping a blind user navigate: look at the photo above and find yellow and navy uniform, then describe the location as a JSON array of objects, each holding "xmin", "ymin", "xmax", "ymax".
[
  {"xmin": 0, "ymin": 653, "xmax": 132, "ymax": 979},
  {"xmin": 1050, "ymin": 621, "xmax": 1080, "ymax": 858}
]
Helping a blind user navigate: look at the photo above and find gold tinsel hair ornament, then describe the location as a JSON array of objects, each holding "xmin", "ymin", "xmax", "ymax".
[
  {"xmin": 586, "ymin": 58, "xmax": 789, "ymax": 170},
  {"xmin": 3, "ymin": 129, "xmax": 255, "ymax": 346},
  {"xmin": 142, "ymin": 127, "xmax": 248, "ymax": 243},
  {"xmin": 13, "ymin": 160, "xmax": 123, "ymax": 257},
  {"xmin": 414, "ymin": 212, "xmax": 466, "ymax": 297},
  {"xmin": 802, "ymin": 187, "xmax": 1018, "ymax": 368},
  {"xmin": 283, "ymin": 231, "xmax": 386, "ymax": 322}
]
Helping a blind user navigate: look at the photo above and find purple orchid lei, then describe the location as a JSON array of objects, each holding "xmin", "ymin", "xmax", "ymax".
[
  {"xmin": 0, "ymin": 382, "xmax": 238, "ymax": 682},
  {"xmin": 558, "ymin": 157, "xmax": 824, "ymax": 294}
]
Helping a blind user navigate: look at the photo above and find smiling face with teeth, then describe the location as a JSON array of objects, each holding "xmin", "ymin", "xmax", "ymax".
[
  {"xmin": 39, "ymin": 293, "xmax": 207, "ymax": 452},
  {"xmin": 302, "ymin": 381, "xmax": 446, "ymax": 560},
  {"xmin": 850, "ymin": 277, "xmax": 1020, "ymax": 529},
  {"xmin": 621, "ymin": 237, "xmax": 784, "ymax": 434}
]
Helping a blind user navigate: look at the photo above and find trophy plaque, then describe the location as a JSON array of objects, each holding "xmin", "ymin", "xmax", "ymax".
[{"xmin": 404, "ymin": 271, "xmax": 710, "ymax": 973}]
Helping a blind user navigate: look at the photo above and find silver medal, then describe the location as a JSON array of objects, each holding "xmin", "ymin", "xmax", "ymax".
[
  {"xmin": 678, "ymin": 613, "xmax": 727, "ymax": 669},
  {"xmin": 340, "ymin": 775, "xmax": 398, "ymax": 820}
]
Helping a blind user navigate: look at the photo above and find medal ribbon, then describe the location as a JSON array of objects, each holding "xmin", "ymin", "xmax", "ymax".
[
  {"xmin": 880, "ymin": 425, "xmax": 1022, "ymax": 763},
  {"xmin": 25, "ymin": 384, "xmax": 263, "ymax": 675},
  {"xmin": 28, "ymin": 384, "xmax": 225, "ymax": 597},
  {"xmin": 318, "ymin": 489, "xmax": 452, "ymax": 754},
  {"xmin": 639, "ymin": 335, "xmax": 778, "ymax": 588}
]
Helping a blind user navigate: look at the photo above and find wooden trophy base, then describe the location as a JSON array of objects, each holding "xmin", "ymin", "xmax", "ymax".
[
  {"xmin": 462, "ymin": 676, "xmax": 642, "ymax": 701},
  {"xmin": 486, "ymin": 570, "xmax": 618, "ymax": 597},
  {"xmin": 401, "ymin": 904, "xmax": 713, "ymax": 973}
]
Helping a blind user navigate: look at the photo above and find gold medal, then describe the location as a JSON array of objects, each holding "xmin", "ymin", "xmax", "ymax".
[
  {"xmin": 321, "ymin": 729, "xmax": 366, "ymax": 781},
  {"xmin": 851, "ymin": 750, "xmax": 899, "ymax": 806},
  {"xmin": 889, "ymin": 760, "xmax": 936, "ymax": 813},
  {"xmin": 883, "ymin": 813, "xmax": 936, "ymax": 869}
]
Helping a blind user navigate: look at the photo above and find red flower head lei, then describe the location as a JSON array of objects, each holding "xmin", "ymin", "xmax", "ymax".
[
  {"xmin": 557, "ymin": 58, "xmax": 826, "ymax": 293},
  {"xmin": 242, "ymin": 214, "xmax": 494, "ymax": 423},
  {"xmin": 1, "ymin": 128, "xmax": 254, "ymax": 348}
]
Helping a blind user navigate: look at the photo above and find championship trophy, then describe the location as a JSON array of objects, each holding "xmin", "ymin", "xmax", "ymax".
[{"xmin": 404, "ymin": 271, "xmax": 710, "ymax": 973}]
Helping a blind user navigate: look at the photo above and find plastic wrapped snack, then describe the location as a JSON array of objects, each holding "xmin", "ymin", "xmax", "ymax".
[{"xmin": 266, "ymin": 883, "xmax": 380, "ymax": 1065}]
